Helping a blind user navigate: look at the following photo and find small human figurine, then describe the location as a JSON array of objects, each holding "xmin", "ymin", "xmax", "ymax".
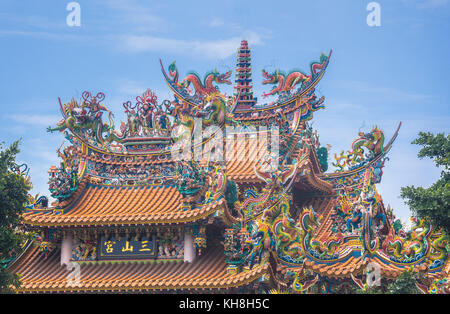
[{"xmin": 346, "ymin": 206, "xmax": 362, "ymax": 233}]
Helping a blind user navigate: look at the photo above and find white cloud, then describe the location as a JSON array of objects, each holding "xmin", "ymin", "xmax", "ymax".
[
  {"xmin": 0, "ymin": 12, "xmax": 65, "ymax": 30},
  {"xmin": 121, "ymin": 31, "xmax": 265, "ymax": 59},
  {"xmin": 324, "ymin": 100, "xmax": 365, "ymax": 111},
  {"xmin": 0, "ymin": 29, "xmax": 85, "ymax": 42},
  {"xmin": 4, "ymin": 114, "xmax": 61, "ymax": 127},
  {"xmin": 208, "ymin": 18, "xmax": 242, "ymax": 31},
  {"xmin": 0, "ymin": 1, "xmax": 165, "ymax": 42},
  {"xmin": 0, "ymin": 124, "xmax": 27, "ymax": 136},
  {"xmin": 116, "ymin": 79, "xmax": 149, "ymax": 97},
  {"xmin": 338, "ymin": 80, "xmax": 432, "ymax": 102},
  {"xmin": 209, "ymin": 18, "xmax": 226, "ymax": 28},
  {"xmin": 98, "ymin": 0, "xmax": 166, "ymax": 33},
  {"xmin": 418, "ymin": 0, "xmax": 449, "ymax": 8},
  {"xmin": 401, "ymin": 0, "xmax": 449, "ymax": 8}
]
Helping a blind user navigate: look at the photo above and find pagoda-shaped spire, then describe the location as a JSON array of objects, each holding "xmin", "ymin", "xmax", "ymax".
[{"xmin": 233, "ymin": 40, "xmax": 257, "ymax": 111}]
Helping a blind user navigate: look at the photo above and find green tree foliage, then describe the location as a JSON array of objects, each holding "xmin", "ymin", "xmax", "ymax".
[
  {"xmin": 401, "ymin": 132, "xmax": 450, "ymax": 234},
  {"xmin": 386, "ymin": 269, "xmax": 420, "ymax": 294},
  {"xmin": 0, "ymin": 141, "xmax": 31, "ymax": 293},
  {"xmin": 355, "ymin": 287, "xmax": 383, "ymax": 294}
]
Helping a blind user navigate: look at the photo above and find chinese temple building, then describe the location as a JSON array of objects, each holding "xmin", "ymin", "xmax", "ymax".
[{"xmin": 5, "ymin": 40, "xmax": 449, "ymax": 294}]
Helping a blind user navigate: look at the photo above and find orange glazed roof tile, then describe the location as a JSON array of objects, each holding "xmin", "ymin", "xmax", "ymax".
[
  {"xmin": 224, "ymin": 134, "xmax": 266, "ymax": 183},
  {"xmin": 303, "ymin": 256, "xmax": 367, "ymax": 279},
  {"xmin": 303, "ymin": 255, "xmax": 446, "ymax": 281},
  {"xmin": 10, "ymin": 245, "xmax": 267, "ymax": 293},
  {"xmin": 23, "ymin": 184, "xmax": 225, "ymax": 227}
]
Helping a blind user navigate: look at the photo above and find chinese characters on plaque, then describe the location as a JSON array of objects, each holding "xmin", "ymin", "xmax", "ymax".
[{"xmin": 98, "ymin": 235, "xmax": 156, "ymax": 259}]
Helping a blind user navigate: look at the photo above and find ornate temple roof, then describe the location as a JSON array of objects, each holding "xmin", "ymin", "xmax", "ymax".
[
  {"xmin": 288, "ymin": 256, "xmax": 442, "ymax": 280},
  {"xmin": 9, "ymin": 244, "xmax": 267, "ymax": 293},
  {"xmin": 296, "ymin": 203, "xmax": 447, "ymax": 281},
  {"xmin": 11, "ymin": 40, "xmax": 449, "ymax": 294},
  {"xmin": 24, "ymin": 182, "xmax": 225, "ymax": 227}
]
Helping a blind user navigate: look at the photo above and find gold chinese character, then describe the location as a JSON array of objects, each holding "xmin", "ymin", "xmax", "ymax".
[
  {"xmin": 121, "ymin": 241, "xmax": 134, "ymax": 252},
  {"xmin": 139, "ymin": 240, "xmax": 151, "ymax": 252},
  {"xmin": 104, "ymin": 241, "xmax": 116, "ymax": 253}
]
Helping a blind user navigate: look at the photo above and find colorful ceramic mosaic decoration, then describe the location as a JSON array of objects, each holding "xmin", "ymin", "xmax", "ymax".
[{"xmin": 5, "ymin": 41, "xmax": 449, "ymax": 294}]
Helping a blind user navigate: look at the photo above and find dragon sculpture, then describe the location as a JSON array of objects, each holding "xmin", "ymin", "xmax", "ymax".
[
  {"xmin": 333, "ymin": 126, "xmax": 385, "ymax": 172},
  {"xmin": 226, "ymin": 139, "xmax": 345, "ymax": 265},
  {"xmin": 175, "ymin": 160, "xmax": 207, "ymax": 198},
  {"xmin": 261, "ymin": 52, "xmax": 330, "ymax": 98},
  {"xmin": 429, "ymin": 234, "xmax": 449, "ymax": 267},
  {"xmin": 428, "ymin": 278, "xmax": 450, "ymax": 294},
  {"xmin": 270, "ymin": 200, "xmax": 304, "ymax": 262},
  {"xmin": 382, "ymin": 217, "xmax": 433, "ymax": 262},
  {"xmin": 171, "ymin": 92, "xmax": 237, "ymax": 142},
  {"xmin": 292, "ymin": 273, "xmax": 319, "ymax": 294},
  {"xmin": 47, "ymin": 92, "xmax": 126, "ymax": 148},
  {"xmin": 47, "ymin": 89, "xmax": 180, "ymax": 154},
  {"xmin": 199, "ymin": 93, "xmax": 237, "ymax": 127},
  {"xmin": 247, "ymin": 219, "xmax": 276, "ymax": 269},
  {"xmin": 180, "ymin": 69, "xmax": 232, "ymax": 97},
  {"xmin": 162, "ymin": 60, "xmax": 233, "ymax": 98},
  {"xmin": 300, "ymin": 208, "xmax": 344, "ymax": 259},
  {"xmin": 261, "ymin": 69, "xmax": 310, "ymax": 97},
  {"xmin": 223, "ymin": 153, "xmax": 305, "ymax": 268},
  {"xmin": 48, "ymin": 144, "xmax": 80, "ymax": 201}
]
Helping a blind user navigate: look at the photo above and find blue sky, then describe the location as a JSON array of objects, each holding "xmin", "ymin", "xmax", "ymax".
[{"xmin": 0, "ymin": 0, "xmax": 449, "ymax": 222}]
